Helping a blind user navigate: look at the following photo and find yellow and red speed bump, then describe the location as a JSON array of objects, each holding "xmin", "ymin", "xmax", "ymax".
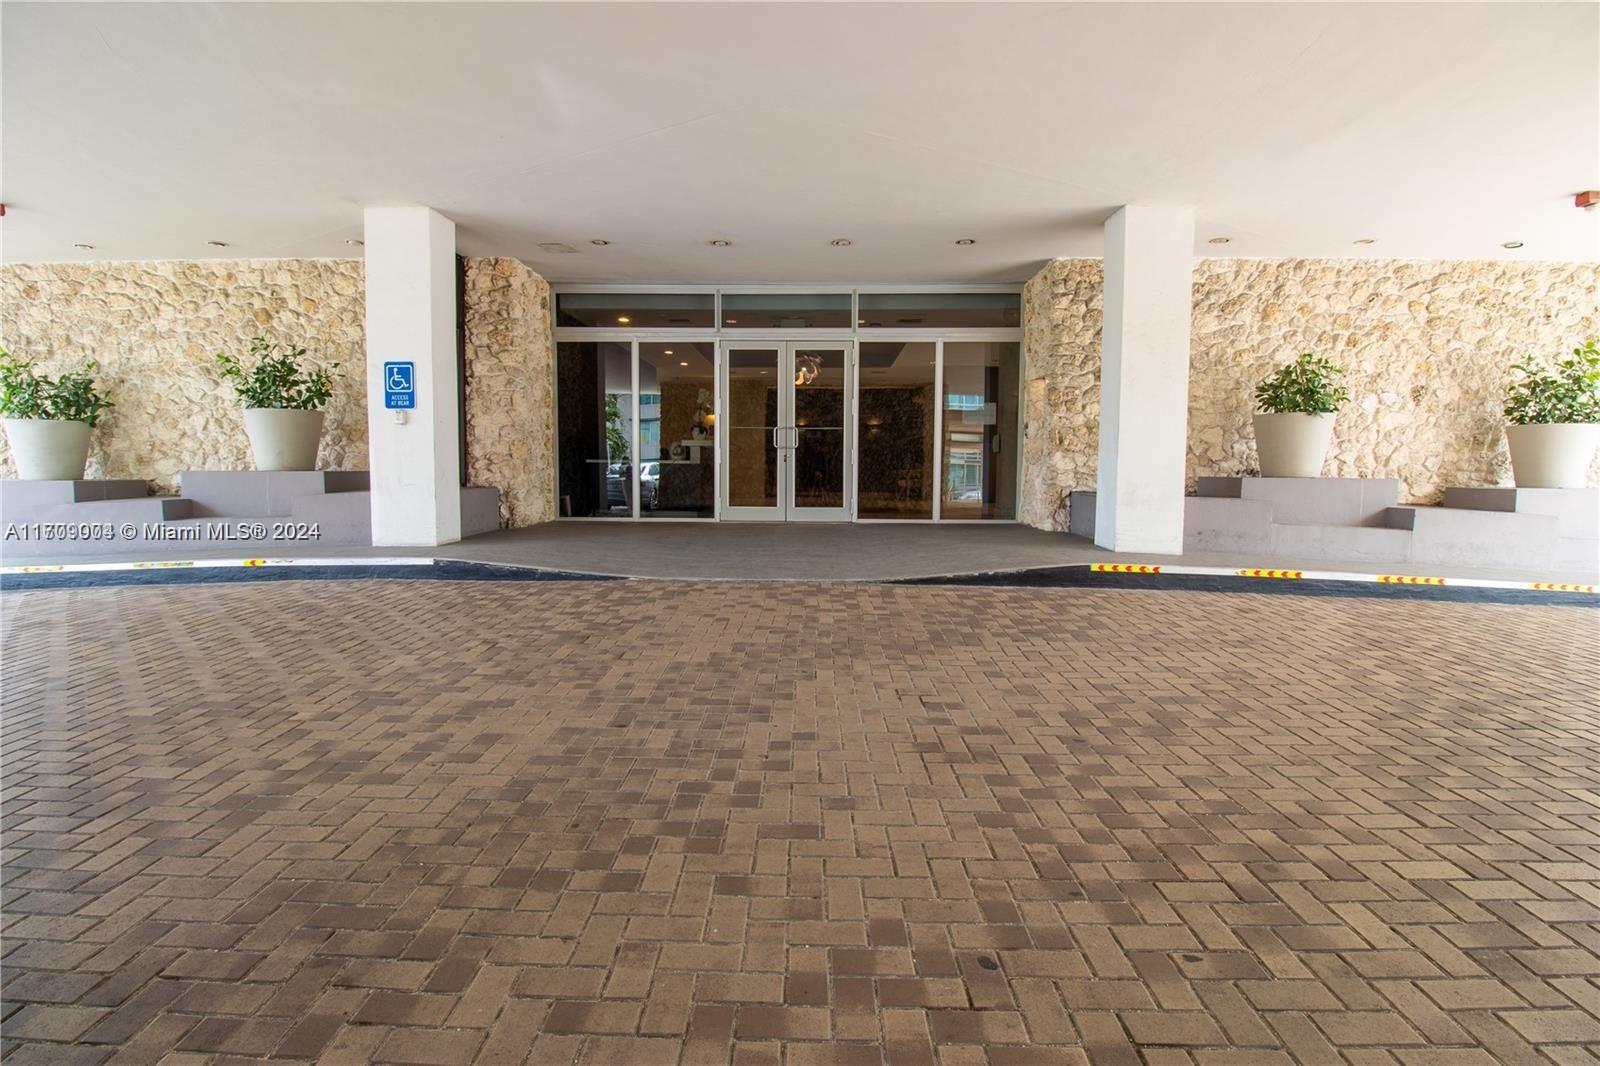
[
  {"xmin": 1091, "ymin": 564, "xmax": 1162, "ymax": 574},
  {"xmin": 1235, "ymin": 568, "xmax": 1303, "ymax": 579},
  {"xmin": 1378, "ymin": 574, "xmax": 1446, "ymax": 585},
  {"xmin": 1529, "ymin": 582, "xmax": 1595, "ymax": 593}
]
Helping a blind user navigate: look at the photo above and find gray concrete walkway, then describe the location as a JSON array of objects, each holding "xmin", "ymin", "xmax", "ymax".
[{"xmin": 5, "ymin": 521, "xmax": 1595, "ymax": 584}]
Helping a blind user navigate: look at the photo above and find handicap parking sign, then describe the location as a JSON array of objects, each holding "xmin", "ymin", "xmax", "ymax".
[{"xmin": 384, "ymin": 361, "xmax": 415, "ymax": 409}]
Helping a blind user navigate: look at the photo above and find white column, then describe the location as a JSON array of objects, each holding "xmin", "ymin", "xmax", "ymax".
[
  {"xmin": 1094, "ymin": 204, "xmax": 1195, "ymax": 554},
  {"xmin": 364, "ymin": 206, "xmax": 462, "ymax": 546}
]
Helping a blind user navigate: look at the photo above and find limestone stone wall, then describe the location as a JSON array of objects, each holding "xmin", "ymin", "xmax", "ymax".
[
  {"xmin": 0, "ymin": 259, "xmax": 367, "ymax": 491},
  {"xmin": 462, "ymin": 258, "xmax": 555, "ymax": 527},
  {"xmin": 1022, "ymin": 258, "xmax": 1600, "ymax": 531},
  {"xmin": 1021, "ymin": 259, "xmax": 1102, "ymax": 530},
  {"xmin": 0, "ymin": 256, "xmax": 560, "ymax": 529}
]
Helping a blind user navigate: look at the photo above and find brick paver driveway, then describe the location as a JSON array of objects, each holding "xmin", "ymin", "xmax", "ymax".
[{"xmin": 3, "ymin": 581, "xmax": 1598, "ymax": 1064}]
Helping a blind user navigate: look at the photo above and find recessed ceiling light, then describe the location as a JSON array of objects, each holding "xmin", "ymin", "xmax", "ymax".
[
  {"xmin": 831, "ymin": 238, "xmax": 853, "ymax": 247},
  {"xmin": 617, "ymin": 316, "xmax": 631, "ymax": 324},
  {"xmin": 709, "ymin": 239, "xmax": 731, "ymax": 247},
  {"xmin": 73, "ymin": 243, "xmax": 95, "ymax": 250},
  {"xmin": 1502, "ymin": 241, "xmax": 1524, "ymax": 249},
  {"xmin": 664, "ymin": 349, "xmax": 674, "ymax": 355},
  {"xmin": 344, "ymin": 239, "xmax": 364, "ymax": 247},
  {"xmin": 725, "ymin": 319, "xmax": 738, "ymax": 325},
  {"xmin": 207, "ymin": 240, "xmax": 230, "ymax": 248},
  {"xmin": 590, "ymin": 239, "xmax": 610, "ymax": 246},
  {"xmin": 955, "ymin": 238, "xmax": 976, "ymax": 246},
  {"xmin": 1353, "ymin": 238, "xmax": 1376, "ymax": 246},
  {"xmin": 1207, "ymin": 237, "xmax": 1231, "ymax": 245},
  {"xmin": 679, "ymin": 361, "xmax": 689, "ymax": 367}
]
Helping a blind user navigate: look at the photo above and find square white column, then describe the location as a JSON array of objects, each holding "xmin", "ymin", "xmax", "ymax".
[
  {"xmin": 364, "ymin": 206, "xmax": 462, "ymax": 546},
  {"xmin": 1094, "ymin": 204, "xmax": 1196, "ymax": 554}
]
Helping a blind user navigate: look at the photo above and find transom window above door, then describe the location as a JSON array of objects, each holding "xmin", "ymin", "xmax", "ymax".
[{"xmin": 550, "ymin": 288, "xmax": 1024, "ymax": 336}]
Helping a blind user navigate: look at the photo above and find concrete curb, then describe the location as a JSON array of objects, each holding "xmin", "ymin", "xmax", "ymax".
[
  {"xmin": 3, "ymin": 556, "xmax": 433, "ymax": 574},
  {"xmin": 1085, "ymin": 562, "xmax": 1595, "ymax": 594},
  {"xmin": 1, "ymin": 555, "xmax": 1593, "ymax": 595}
]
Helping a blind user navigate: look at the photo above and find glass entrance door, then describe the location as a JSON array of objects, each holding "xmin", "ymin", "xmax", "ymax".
[{"xmin": 718, "ymin": 342, "xmax": 852, "ymax": 521}]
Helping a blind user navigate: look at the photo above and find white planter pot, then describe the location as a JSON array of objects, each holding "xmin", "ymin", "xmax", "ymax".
[
  {"xmin": 242, "ymin": 408, "xmax": 325, "ymax": 471},
  {"xmin": 3, "ymin": 418, "xmax": 92, "ymax": 480},
  {"xmin": 1252, "ymin": 412, "xmax": 1336, "ymax": 478},
  {"xmin": 1505, "ymin": 423, "xmax": 1600, "ymax": 489}
]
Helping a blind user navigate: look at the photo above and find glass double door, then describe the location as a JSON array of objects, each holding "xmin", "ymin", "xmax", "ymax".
[{"xmin": 720, "ymin": 342, "xmax": 851, "ymax": 521}]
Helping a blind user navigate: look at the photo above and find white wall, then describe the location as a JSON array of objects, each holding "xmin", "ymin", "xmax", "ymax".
[
  {"xmin": 364, "ymin": 206, "xmax": 462, "ymax": 546},
  {"xmin": 1094, "ymin": 205, "xmax": 1196, "ymax": 554}
]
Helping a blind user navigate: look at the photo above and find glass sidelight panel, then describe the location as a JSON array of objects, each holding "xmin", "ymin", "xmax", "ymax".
[
  {"xmin": 856, "ymin": 342, "xmax": 935, "ymax": 519},
  {"xmin": 726, "ymin": 347, "xmax": 781, "ymax": 509},
  {"xmin": 556, "ymin": 342, "xmax": 635, "ymax": 517},
  {"xmin": 791, "ymin": 349, "xmax": 847, "ymax": 510},
  {"xmin": 940, "ymin": 342, "xmax": 1020, "ymax": 519},
  {"xmin": 639, "ymin": 343, "xmax": 716, "ymax": 518}
]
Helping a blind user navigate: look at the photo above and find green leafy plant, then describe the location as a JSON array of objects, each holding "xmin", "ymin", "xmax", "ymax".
[
  {"xmin": 1254, "ymin": 353, "xmax": 1349, "ymax": 415},
  {"xmin": 215, "ymin": 336, "xmax": 339, "ymax": 410},
  {"xmin": 1503, "ymin": 341, "xmax": 1600, "ymax": 425},
  {"xmin": 0, "ymin": 350, "xmax": 113, "ymax": 426},
  {"xmin": 604, "ymin": 394, "xmax": 628, "ymax": 460}
]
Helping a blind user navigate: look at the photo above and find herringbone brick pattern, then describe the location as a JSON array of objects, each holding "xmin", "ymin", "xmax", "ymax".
[{"xmin": 2, "ymin": 580, "xmax": 1598, "ymax": 1064}]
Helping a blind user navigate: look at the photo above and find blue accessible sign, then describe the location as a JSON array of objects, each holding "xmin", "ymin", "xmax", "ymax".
[{"xmin": 383, "ymin": 361, "xmax": 415, "ymax": 410}]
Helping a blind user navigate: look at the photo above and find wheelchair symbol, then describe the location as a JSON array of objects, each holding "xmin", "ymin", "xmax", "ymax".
[{"xmin": 386, "ymin": 364, "xmax": 413, "ymax": 392}]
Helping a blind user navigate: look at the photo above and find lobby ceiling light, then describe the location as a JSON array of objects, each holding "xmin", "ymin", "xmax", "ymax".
[
  {"xmin": 830, "ymin": 238, "xmax": 853, "ymax": 247},
  {"xmin": 1353, "ymin": 238, "xmax": 1376, "ymax": 246},
  {"xmin": 1207, "ymin": 237, "xmax": 1231, "ymax": 245},
  {"xmin": 708, "ymin": 239, "xmax": 732, "ymax": 247},
  {"xmin": 955, "ymin": 238, "xmax": 976, "ymax": 245},
  {"xmin": 1502, "ymin": 241, "xmax": 1524, "ymax": 249},
  {"xmin": 664, "ymin": 349, "xmax": 674, "ymax": 355},
  {"xmin": 590, "ymin": 239, "xmax": 611, "ymax": 246},
  {"xmin": 207, "ymin": 240, "xmax": 230, "ymax": 248},
  {"xmin": 616, "ymin": 316, "xmax": 631, "ymax": 324},
  {"xmin": 679, "ymin": 361, "xmax": 689, "ymax": 367}
]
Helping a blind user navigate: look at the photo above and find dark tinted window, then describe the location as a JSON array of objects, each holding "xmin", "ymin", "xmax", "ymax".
[
  {"xmin": 721, "ymin": 293, "xmax": 851, "ymax": 329},
  {"xmin": 858, "ymin": 292, "xmax": 1020, "ymax": 329},
  {"xmin": 556, "ymin": 293, "xmax": 715, "ymax": 329}
]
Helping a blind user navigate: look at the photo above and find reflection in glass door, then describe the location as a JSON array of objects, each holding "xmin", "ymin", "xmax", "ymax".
[
  {"xmin": 718, "ymin": 342, "xmax": 851, "ymax": 521},
  {"xmin": 722, "ymin": 346, "xmax": 783, "ymax": 520},
  {"xmin": 789, "ymin": 348, "xmax": 848, "ymax": 521}
]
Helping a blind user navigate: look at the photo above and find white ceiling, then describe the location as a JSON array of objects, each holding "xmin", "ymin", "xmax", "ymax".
[{"xmin": 4, "ymin": 2, "xmax": 1597, "ymax": 282}]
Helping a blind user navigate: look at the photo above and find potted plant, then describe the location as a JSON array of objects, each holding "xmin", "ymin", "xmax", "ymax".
[
  {"xmin": 216, "ymin": 336, "xmax": 339, "ymax": 471},
  {"xmin": 1251, "ymin": 352, "xmax": 1349, "ymax": 478},
  {"xmin": 1503, "ymin": 340, "xmax": 1600, "ymax": 488},
  {"xmin": 0, "ymin": 350, "xmax": 114, "ymax": 480}
]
